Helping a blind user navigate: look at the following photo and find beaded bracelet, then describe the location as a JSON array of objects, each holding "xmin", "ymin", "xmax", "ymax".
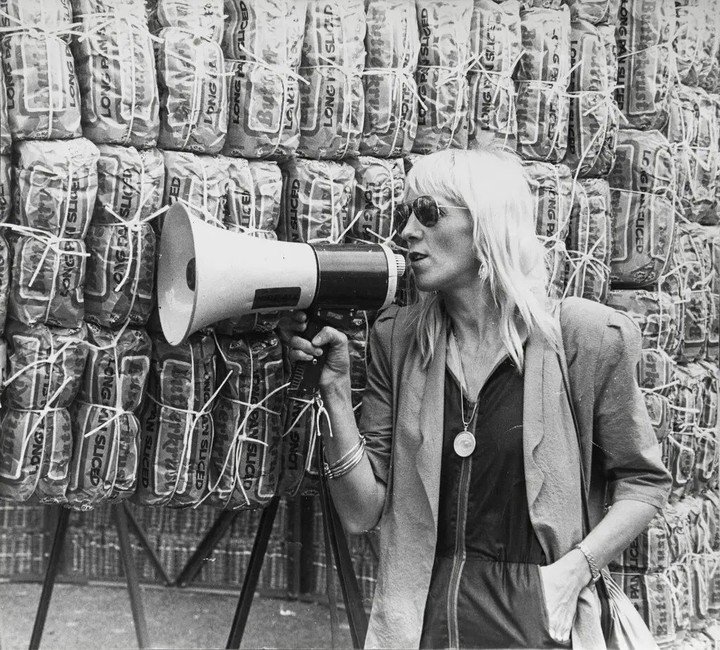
[{"xmin": 323, "ymin": 436, "xmax": 366, "ymax": 480}]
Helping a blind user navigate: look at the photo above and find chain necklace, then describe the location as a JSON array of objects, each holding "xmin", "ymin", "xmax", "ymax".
[{"xmin": 454, "ymin": 371, "xmax": 480, "ymax": 458}]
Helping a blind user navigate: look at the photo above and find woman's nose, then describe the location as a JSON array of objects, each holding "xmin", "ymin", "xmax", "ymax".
[{"xmin": 399, "ymin": 211, "xmax": 422, "ymax": 241}]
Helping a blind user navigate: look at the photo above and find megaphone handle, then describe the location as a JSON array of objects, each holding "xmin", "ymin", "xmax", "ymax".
[{"xmin": 288, "ymin": 318, "xmax": 328, "ymax": 397}]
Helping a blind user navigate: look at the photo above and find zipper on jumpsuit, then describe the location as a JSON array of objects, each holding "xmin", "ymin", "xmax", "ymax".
[{"xmin": 446, "ymin": 407, "xmax": 477, "ymax": 649}]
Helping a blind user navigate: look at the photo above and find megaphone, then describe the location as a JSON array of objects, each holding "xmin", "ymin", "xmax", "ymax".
[{"xmin": 157, "ymin": 203, "xmax": 406, "ymax": 347}]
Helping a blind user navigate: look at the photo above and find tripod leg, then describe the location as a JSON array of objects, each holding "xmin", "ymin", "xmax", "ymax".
[
  {"xmin": 318, "ymin": 479, "xmax": 368, "ymax": 649},
  {"xmin": 29, "ymin": 507, "xmax": 71, "ymax": 650},
  {"xmin": 123, "ymin": 503, "xmax": 172, "ymax": 587},
  {"xmin": 114, "ymin": 504, "xmax": 150, "ymax": 649},
  {"xmin": 175, "ymin": 510, "xmax": 236, "ymax": 587},
  {"xmin": 226, "ymin": 497, "xmax": 280, "ymax": 650}
]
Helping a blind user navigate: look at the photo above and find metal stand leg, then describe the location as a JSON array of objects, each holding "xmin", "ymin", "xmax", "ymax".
[
  {"xmin": 114, "ymin": 504, "xmax": 150, "ymax": 649},
  {"xmin": 123, "ymin": 503, "xmax": 172, "ymax": 587},
  {"xmin": 29, "ymin": 508, "xmax": 71, "ymax": 650},
  {"xmin": 318, "ymin": 473, "xmax": 368, "ymax": 649},
  {"xmin": 226, "ymin": 497, "xmax": 281, "ymax": 649},
  {"xmin": 174, "ymin": 510, "xmax": 237, "ymax": 587}
]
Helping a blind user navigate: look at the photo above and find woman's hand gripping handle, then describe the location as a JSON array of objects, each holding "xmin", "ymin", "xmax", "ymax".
[{"xmin": 279, "ymin": 310, "xmax": 351, "ymax": 397}]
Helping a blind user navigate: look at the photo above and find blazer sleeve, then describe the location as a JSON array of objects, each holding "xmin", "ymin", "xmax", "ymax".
[
  {"xmin": 592, "ymin": 309, "xmax": 671, "ymax": 510},
  {"xmin": 358, "ymin": 308, "xmax": 397, "ymax": 486}
]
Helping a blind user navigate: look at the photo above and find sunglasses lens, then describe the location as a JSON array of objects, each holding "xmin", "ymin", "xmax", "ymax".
[
  {"xmin": 414, "ymin": 196, "xmax": 440, "ymax": 227},
  {"xmin": 395, "ymin": 203, "xmax": 411, "ymax": 233}
]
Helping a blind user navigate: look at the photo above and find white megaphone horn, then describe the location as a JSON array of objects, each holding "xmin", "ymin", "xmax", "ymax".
[{"xmin": 157, "ymin": 203, "xmax": 406, "ymax": 346}]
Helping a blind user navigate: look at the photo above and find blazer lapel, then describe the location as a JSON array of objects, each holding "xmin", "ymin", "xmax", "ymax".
[
  {"xmin": 415, "ymin": 328, "xmax": 447, "ymax": 527},
  {"xmin": 522, "ymin": 328, "xmax": 549, "ymax": 555}
]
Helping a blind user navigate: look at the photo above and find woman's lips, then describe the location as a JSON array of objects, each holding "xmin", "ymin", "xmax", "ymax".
[{"xmin": 408, "ymin": 252, "xmax": 427, "ymax": 263}]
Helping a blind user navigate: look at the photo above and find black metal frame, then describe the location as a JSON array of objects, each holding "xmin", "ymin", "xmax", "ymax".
[{"xmin": 28, "ymin": 502, "xmax": 171, "ymax": 650}]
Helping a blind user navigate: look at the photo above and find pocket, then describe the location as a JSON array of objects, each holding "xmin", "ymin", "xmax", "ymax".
[
  {"xmin": 535, "ymin": 565, "xmax": 573, "ymax": 648},
  {"xmin": 535, "ymin": 565, "xmax": 552, "ymax": 631}
]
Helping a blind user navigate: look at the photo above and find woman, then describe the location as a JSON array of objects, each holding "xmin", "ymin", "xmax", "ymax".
[{"xmin": 283, "ymin": 148, "xmax": 670, "ymax": 649}]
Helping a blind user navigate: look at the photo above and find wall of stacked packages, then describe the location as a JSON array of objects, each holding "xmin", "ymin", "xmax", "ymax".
[{"xmin": 0, "ymin": 0, "xmax": 718, "ymax": 645}]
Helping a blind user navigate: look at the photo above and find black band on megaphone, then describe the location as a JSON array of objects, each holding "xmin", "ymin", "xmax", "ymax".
[{"xmin": 312, "ymin": 244, "xmax": 391, "ymax": 311}]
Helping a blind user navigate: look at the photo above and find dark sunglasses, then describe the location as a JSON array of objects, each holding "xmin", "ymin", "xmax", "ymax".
[{"xmin": 395, "ymin": 195, "xmax": 467, "ymax": 233}]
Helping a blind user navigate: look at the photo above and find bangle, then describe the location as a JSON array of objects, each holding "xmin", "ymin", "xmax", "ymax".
[
  {"xmin": 575, "ymin": 541, "xmax": 602, "ymax": 584},
  {"xmin": 323, "ymin": 436, "xmax": 366, "ymax": 480}
]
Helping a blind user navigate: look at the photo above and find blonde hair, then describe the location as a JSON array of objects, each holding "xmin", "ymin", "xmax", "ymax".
[{"xmin": 405, "ymin": 147, "xmax": 556, "ymax": 370}]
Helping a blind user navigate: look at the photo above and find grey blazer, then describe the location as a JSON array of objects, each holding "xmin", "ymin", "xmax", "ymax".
[{"xmin": 359, "ymin": 296, "xmax": 671, "ymax": 649}]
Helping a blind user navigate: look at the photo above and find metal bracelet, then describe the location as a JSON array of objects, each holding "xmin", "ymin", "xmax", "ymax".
[
  {"xmin": 323, "ymin": 436, "xmax": 366, "ymax": 480},
  {"xmin": 575, "ymin": 541, "xmax": 601, "ymax": 584}
]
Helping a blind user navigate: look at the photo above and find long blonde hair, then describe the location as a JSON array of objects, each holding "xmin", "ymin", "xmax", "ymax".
[{"xmin": 405, "ymin": 147, "xmax": 556, "ymax": 370}]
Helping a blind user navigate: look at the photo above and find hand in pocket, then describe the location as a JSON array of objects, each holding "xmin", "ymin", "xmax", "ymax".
[{"xmin": 538, "ymin": 562, "xmax": 584, "ymax": 646}]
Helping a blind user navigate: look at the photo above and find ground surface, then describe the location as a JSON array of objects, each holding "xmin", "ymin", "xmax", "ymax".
[{"xmin": 0, "ymin": 583, "xmax": 352, "ymax": 649}]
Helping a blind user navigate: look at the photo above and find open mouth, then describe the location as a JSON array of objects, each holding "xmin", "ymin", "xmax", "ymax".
[{"xmin": 408, "ymin": 252, "xmax": 428, "ymax": 263}]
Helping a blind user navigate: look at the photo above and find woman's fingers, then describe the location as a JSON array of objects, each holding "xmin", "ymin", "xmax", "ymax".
[
  {"xmin": 310, "ymin": 326, "xmax": 346, "ymax": 348},
  {"xmin": 277, "ymin": 310, "xmax": 308, "ymax": 343},
  {"xmin": 289, "ymin": 334, "xmax": 322, "ymax": 357}
]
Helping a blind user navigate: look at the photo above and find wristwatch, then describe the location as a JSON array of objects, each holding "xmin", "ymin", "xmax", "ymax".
[{"xmin": 575, "ymin": 541, "xmax": 601, "ymax": 584}]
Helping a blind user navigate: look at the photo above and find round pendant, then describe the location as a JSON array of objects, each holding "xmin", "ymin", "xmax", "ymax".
[{"xmin": 453, "ymin": 430, "xmax": 476, "ymax": 457}]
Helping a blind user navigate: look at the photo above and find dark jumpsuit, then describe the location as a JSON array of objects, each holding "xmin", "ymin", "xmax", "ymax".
[{"xmin": 420, "ymin": 357, "xmax": 557, "ymax": 649}]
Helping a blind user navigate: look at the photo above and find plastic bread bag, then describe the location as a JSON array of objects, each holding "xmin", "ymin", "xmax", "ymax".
[
  {"xmin": 84, "ymin": 220, "xmax": 156, "ymax": 329},
  {"xmin": 136, "ymin": 399, "xmax": 214, "ymax": 507},
  {"xmin": 65, "ymin": 403, "xmax": 141, "ymax": 509},
  {"xmin": 543, "ymin": 238, "xmax": 567, "ymax": 300},
  {"xmin": 0, "ymin": 407, "xmax": 73, "ymax": 504},
  {"xmin": 606, "ymin": 289, "xmax": 681, "ymax": 355},
  {"xmin": 697, "ymin": 0, "xmax": 720, "ymax": 93},
  {"xmin": 223, "ymin": 0, "xmax": 305, "ymax": 160},
  {"xmin": 665, "ymin": 85, "xmax": 702, "ymax": 221},
  {"xmin": 0, "ymin": 233, "xmax": 9, "ymax": 333},
  {"xmin": 208, "ymin": 332, "xmax": 284, "ymax": 509},
  {"xmin": 523, "ymin": 161, "xmax": 573, "ymax": 242},
  {"xmin": 224, "ymin": 159, "xmax": 282, "ymax": 235},
  {"xmin": 515, "ymin": 5, "xmax": 572, "ymax": 162},
  {"xmin": 608, "ymin": 129, "xmax": 676, "ymax": 288},
  {"xmin": 8, "ymin": 234, "xmax": 87, "ymax": 329},
  {"xmin": 467, "ymin": 0, "xmax": 521, "ymax": 149},
  {"xmin": 14, "ymin": 138, "xmax": 100, "ymax": 238},
  {"xmin": 565, "ymin": 0, "xmax": 620, "ymax": 24},
  {"xmin": 72, "ymin": 0, "xmax": 159, "ymax": 146},
  {"xmin": 412, "ymin": 0, "xmax": 472, "ymax": 153},
  {"xmin": 615, "ymin": 0, "xmax": 675, "ymax": 130},
  {"xmin": 564, "ymin": 178, "xmax": 612, "ymax": 303},
  {"xmin": 564, "ymin": 19, "xmax": 619, "ymax": 178},
  {"xmin": 94, "ymin": 145, "xmax": 165, "ymax": 226},
  {"xmin": 156, "ymin": 27, "xmax": 229, "ymax": 155},
  {"xmin": 0, "ymin": 0, "xmax": 82, "ymax": 140},
  {"xmin": 135, "ymin": 331, "xmax": 217, "ymax": 507},
  {"xmin": 76, "ymin": 323, "xmax": 151, "ymax": 412},
  {"xmin": 160, "ymin": 150, "xmax": 230, "ymax": 229},
  {"xmin": 673, "ymin": 224, "xmax": 711, "ymax": 363},
  {"xmin": 0, "ymin": 72, "xmax": 11, "ymax": 153},
  {"xmin": 0, "ymin": 154, "xmax": 12, "ymax": 223},
  {"xmin": 607, "ymin": 571, "xmax": 676, "ymax": 645},
  {"xmin": 3, "ymin": 319, "xmax": 88, "ymax": 410},
  {"xmin": 149, "ymin": 0, "xmax": 225, "ymax": 43},
  {"xmin": 673, "ymin": 0, "xmax": 714, "ymax": 88},
  {"xmin": 360, "ymin": 0, "xmax": 419, "ymax": 157},
  {"xmin": 346, "ymin": 157, "xmax": 406, "ymax": 246},
  {"xmin": 278, "ymin": 158, "xmax": 354, "ymax": 243},
  {"xmin": 297, "ymin": 68, "xmax": 365, "ymax": 160},
  {"xmin": 609, "ymin": 512, "xmax": 671, "ymax": 573}
]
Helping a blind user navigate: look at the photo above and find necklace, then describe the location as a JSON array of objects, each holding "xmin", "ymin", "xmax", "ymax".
[{"xmin": 454, "ymin": 392, "xmax": 479, "ymax": 458}]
